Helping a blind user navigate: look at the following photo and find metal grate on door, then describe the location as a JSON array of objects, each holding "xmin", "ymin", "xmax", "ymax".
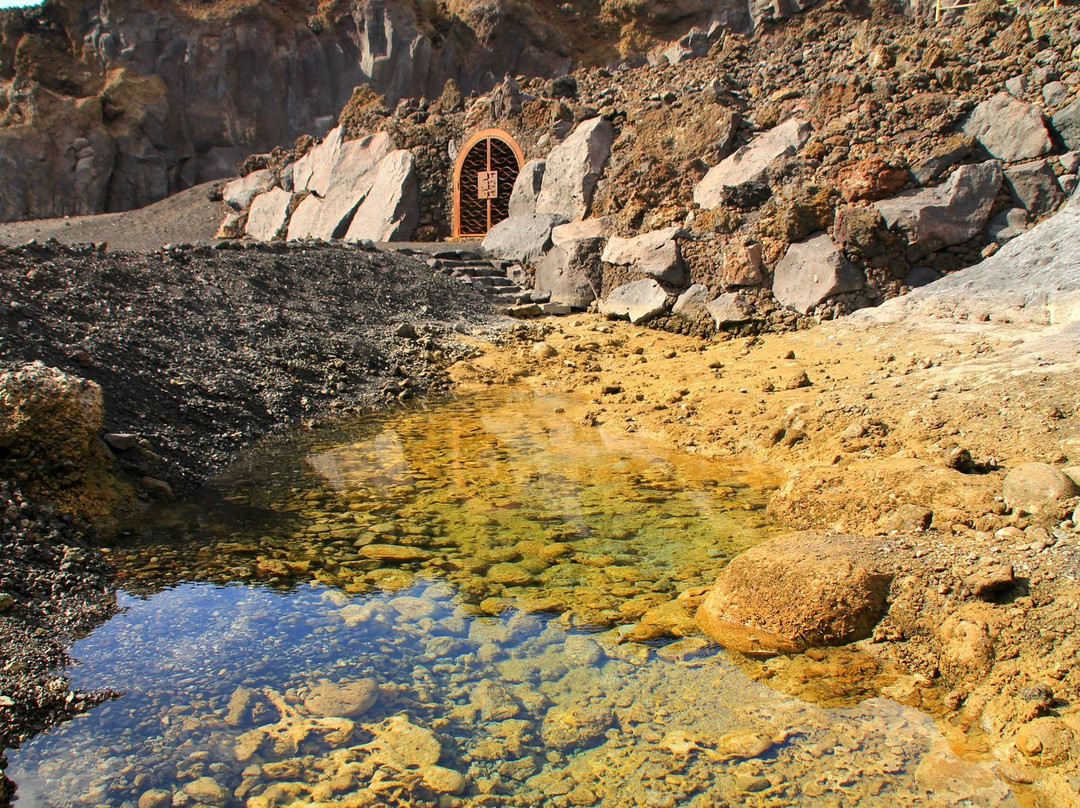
[{"xmin": 454, "ymin": 132, "xmax": 523, "ymax": 238}]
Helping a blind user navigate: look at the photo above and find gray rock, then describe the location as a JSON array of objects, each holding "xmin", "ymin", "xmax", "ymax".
[
  {"xmin": 482, "ymin": 213, "xmax": 567, "ymax": 263},
  {"xmin": 1005, "ymin": 76, "xmax": 1028, "ymax": 98},
  {"xmin": 706, "ymin": 292, "xmax": 753, "ymax": 326},
  {"xmin": 509, "ymin": 160, "xmax": 546, "ymax": 218},
  {"xmin": 1062, "ymin": 175, "xmax": 1079, "ymax": 196},
  {"xmin": 772, "ymin": 233, "xmax": 864, "ymax": 314},
  {"xmin": 533, "ymin": 237, "xmax": 604, "ymax": 309},
  {"xmin": 601, "ymin": 227, "xmax": 685, "ymax": 285},
  {"xmin": 244, "ymin": 187, "xmax": 293, "ymax": 241},
  {"xmin": 962, "ymin": 93, "xmax": 1053, "ymax": 163},
  {"xmin": 987, "ymin": 207, "xmax": 1031, "ymax": 245},
  {"xmin": 912, "ymin": 137, "xmax": 974, "ymax": 186},
  {"xmin": 1059, "ymin": 152, "xmax": 1080, "ymax": 174},
  {"xmin": 289, "ymin": 131, "xmax": 399, "ymax": 239},
  {"xmin": 1005, "ymin": 160, "xmax": 1064, "ymax": 217},
  {"xmin": 672, "ymin": 284, "xmax": 712, "ymax": 320},
  {"xmin": 292, "ymin": 126, "xmax": 346, "ymax": 197},
  {"xmin": 861, "ymin": 194, "xmax": 1080, "ymax": 325},
  {"xmin": 1042, "ymin": 81, "xmax": 1069, "ymax": 108},
  {"xmin": 874, "ymin": 162, "xmax": 1002, "ymax": 258},
  {"xmin": 551, "ymin": 218, "xmax": 612, "ymax": 246},
  {"xmin": 694, "ymin": 118, "xmax": 811, "ymax": 209},
  {"xmin": 904, "ymin": 267, "xmax": 941, "ymax": 288},
  {"xmin": 345, "ymin": 150, "xmax": 419, "ymax": 242},
  {"xmin": 535, "ymin": 117, "xmax": 614, "ymax": 221},
  {"xmin": 288, "ymin": 132, "xmax": 395, "ymax": 240},
  {"xmin": 222, "ymin": 169, "xmax": 274, "ymax": 211},
  {"xmin": 598, "ymin": 279, "xmax": 673, "ymax": 325},
  {"xmin": 1002, "ymin": 463, "xmax": 1079, "ymax": 516},
  {"xmin": 1051, "ymin": 99, "xmax": 1080, "ymax": 150}
]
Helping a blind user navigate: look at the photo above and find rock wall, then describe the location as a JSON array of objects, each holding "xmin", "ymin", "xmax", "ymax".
[{"xmin": 0, "ymin": 0, "xmax": 809, "ymax": 223}]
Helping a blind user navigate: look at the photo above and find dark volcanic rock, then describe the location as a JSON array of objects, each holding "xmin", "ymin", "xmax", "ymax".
[{"xmin": 0, "ymin": 241, "xmax": 495, "ymax": 494}]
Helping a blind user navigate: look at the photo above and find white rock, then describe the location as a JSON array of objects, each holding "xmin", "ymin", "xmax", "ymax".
[
  {"xmin": 292, "ymin": 126, "xmax": 345, "ymax": 196},
  {"xmin": 287, "ymin": 132, "xmax": 394, "ymax": 241},
  {"xmin": 245, "ymin": 187, "xmax": 293, "ymax": 241},
  {"xmin": 552, "ymin": 217, "xmax": 612, "ymax": 246},
  {"xmin": 222, "ymin": 169, "xmax": 274, "ymax": 211},
  {"xmin": 344, "ymin": 150, "xmax": 419, "ymax": 243},
  {"xmin": 509, "ymin": 160, "xmax": 546, "ymax": 218}
]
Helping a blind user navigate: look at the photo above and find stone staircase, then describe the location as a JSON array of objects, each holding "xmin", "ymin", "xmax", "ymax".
[{"xmin": 397, "ymin": 247, "xmax": 571, "ymax": 316}]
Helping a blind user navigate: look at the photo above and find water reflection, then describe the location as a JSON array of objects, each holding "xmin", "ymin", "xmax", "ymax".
[
  {"xmin": 8, "ymin": 389, "xmax": 1017, "ymax": 806},
  {"xmin": 9, "ymin": 581, "xmax": 1015, "ymax": 808}
]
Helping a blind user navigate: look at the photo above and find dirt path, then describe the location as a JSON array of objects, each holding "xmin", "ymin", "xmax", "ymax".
[{"xmin": 0, "ymin": 182, "xmax": 226, "ymax": 252}]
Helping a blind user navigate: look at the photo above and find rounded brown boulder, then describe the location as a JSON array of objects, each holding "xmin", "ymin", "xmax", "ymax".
[{"xmin": 695, "ymin": 532, "xmax": 893, "ymax": 656}]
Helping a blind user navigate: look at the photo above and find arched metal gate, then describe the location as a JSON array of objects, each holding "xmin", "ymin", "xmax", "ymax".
[{"xmin": 453, "ymin": 129, "xmax": 524, "ymax": 238}]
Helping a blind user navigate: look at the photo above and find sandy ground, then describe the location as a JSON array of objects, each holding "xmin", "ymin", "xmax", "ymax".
[
  {"xmin": 449, "ymin": 309, "xmax": 1080, "ymax": 806},
  {"xmin": 0, "ymin": 182, "xmax": 226, "ymax": 251}
]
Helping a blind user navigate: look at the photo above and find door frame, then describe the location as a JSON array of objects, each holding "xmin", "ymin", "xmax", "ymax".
[{"xmin": 452, "ymin": 128, "xmax": 525, "ymax": 239}]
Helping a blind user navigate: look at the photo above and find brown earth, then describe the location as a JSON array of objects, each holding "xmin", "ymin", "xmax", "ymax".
[{"xmin": 449, "ymin": 311, "xmax": 1080, "ymax": 806}]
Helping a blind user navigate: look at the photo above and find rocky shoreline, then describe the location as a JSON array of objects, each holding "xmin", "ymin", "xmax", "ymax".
[
  {"xmin": 0, "ymin": 240, "xmax": 507, "ymax": 804},
  {"xmin": 451, "ymin": 299, "xmax": 1080, "ymax": 802}
]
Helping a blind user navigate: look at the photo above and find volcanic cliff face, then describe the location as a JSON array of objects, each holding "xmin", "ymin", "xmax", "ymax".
[{"xmin": 0, "ymin": 0, "xmax": 802, "ymax": 223}]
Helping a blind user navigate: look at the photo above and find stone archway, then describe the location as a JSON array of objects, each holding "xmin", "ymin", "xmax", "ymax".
[{"xmin": 452, "ymin": 129, "xmax": 524, "ymax": 238}]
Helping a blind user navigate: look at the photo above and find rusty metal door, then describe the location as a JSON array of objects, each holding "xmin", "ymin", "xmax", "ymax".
[{"xmin": 454, "ymin": 131, "xmax": 523, "ymax": 238}]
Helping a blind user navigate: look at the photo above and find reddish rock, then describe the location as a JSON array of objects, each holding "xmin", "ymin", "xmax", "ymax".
[
  {"xmin": 695, "ymin": 532, "xmax": 892, "ymax": 656},
  {"xmin": 721, "ymin": 243, "xmax": 766, "ymax": 288},
  {"xmin": 837, "ymin": 158, "xmax": 909, "ymax": 203}
]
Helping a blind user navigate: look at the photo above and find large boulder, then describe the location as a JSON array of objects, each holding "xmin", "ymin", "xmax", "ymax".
[
  {"xmin": 598, "ymin": 279, "xmax": 673, "ymax": 325},
  {"xmin": 245, "ymin": 187, "xmax": 293, "ymax": 241},
  {"xmin": 222, "ymin": 169, "xmax": 275, "ymax": 211},
  {"xmin": 287, "ymin": 132, "xmax": 395, "ymax": 241},
  {"xmin": 534, "ymin": 237, "xmax": 604, "ymax": 309},
  {"xmin": 482, "ymin": 213, "xmax": 567, "ymax": 263},
  {"xmin": 552, "ymin": 218, "xmax": 612, "ymax": 246},
  {"xmin": 291, "ymin": 126, "xmax": 346, "ymax": 197},
  {"xmin": 671, "ymin": 284, "xmax": 712, "ymax": 320},
  {"xmin": 772, "ymin": 233, "xmax": 864, "ymax": 314},
  {"xmin": 961, "ymin": 93, "xmax": 1053, "ymax": 163},
  {"xmin": 874, "ymin": 162, "xmax": 1002, "ymax": 258},
  {"xmin": 0, "ymin": 362, "xmax": 103, "ymax": 470},
  {"xmin": 535, "ymin": 118, "xmax": 614, "ymax": 221},
  {"xmin": 695, "ymin": 532, "xmax": 893, "ymax": 656},
  {"xmin": 1004, "ymin": 160, "xmax": 1064, "ymax": 217},
  {"xmin": 508, "ymin": 160, "xmax": 546, "ymax": 218},
  {"xmin": 1002, "ymin": 463, "xmax": 1079, "ymax": 516},
  {"xmin": 1050, "ymin": 99, "xmax": 1080, "ymax": 151},
  {"xmin": 344, "ymin": 150, "xmax": 419, "ymax": 242},
  {"xmin": 694, "ymin": 118, "xmax": 811, "ymax": 209},
  {"xmin": 601, "ymin": 227, "xmax": 685, "ymax": 285}
]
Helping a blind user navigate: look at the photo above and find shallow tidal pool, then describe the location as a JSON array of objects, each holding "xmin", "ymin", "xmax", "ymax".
[{"xmin": 8, "ymin": 390, "xmax": 1017, "ymax": 807}]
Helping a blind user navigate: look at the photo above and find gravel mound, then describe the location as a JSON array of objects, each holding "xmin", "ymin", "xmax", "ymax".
[{"xmin": 0, "ymin": 240, "xmax": 497, "ymax": 494}]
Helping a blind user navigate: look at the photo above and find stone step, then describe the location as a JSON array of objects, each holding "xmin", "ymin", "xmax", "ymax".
[{"xmin": 434, "ymin": 249, "xmax": 485, "ymax": 262}]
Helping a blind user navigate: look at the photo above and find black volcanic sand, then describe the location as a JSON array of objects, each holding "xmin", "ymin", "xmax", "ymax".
[{"xmin": 0, "ymin": 239, "xmax": 503, "ymax": 804}]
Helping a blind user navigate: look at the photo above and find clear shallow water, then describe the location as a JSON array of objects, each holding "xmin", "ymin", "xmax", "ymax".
[{"xmin": 8, "ymin": 390, "xmax": 1017, "ymax": 807}]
